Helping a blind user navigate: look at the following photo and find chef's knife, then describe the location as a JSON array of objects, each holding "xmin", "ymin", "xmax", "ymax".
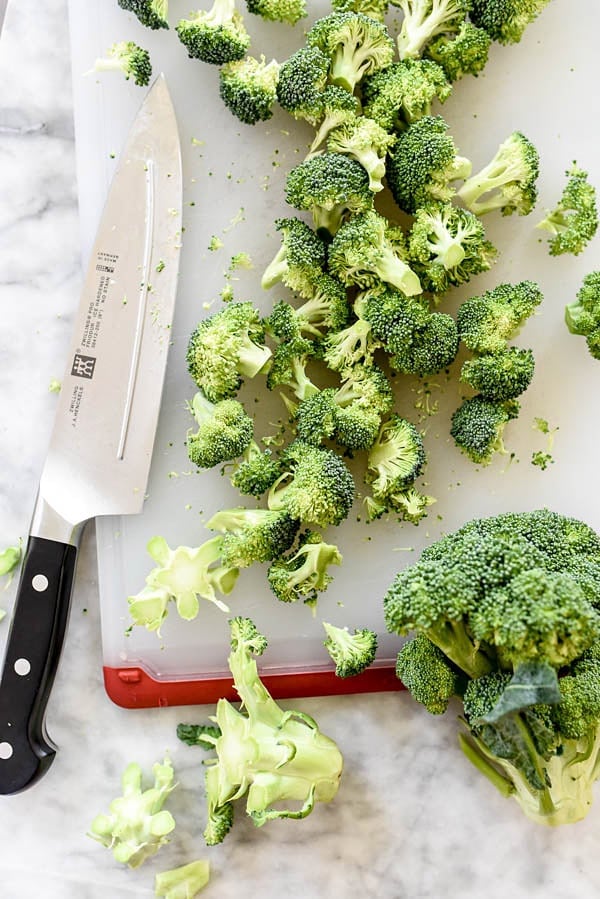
[{"xmin": 0, "ymin": 74, "xmax": 182, "ymax": 794}]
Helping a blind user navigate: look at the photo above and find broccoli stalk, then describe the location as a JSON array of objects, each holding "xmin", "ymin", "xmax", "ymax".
[
  {"xmin": 155, "ymin": 860, "xmax": 211, "ymax": 898},
  {"xmin": 322, "ymin": 621, "xmax": 378, "ymax": 677},
  {"xmin": 195, "ymin": 617, "xmax": 344, "ymax": 842}
]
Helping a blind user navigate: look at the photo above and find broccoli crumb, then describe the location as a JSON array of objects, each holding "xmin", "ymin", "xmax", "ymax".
[
  {"xmin": 155, "ymin": 260, "xmax": 165, "ymax": 273},
  {"xmin": 48, "ymin": 378, "xmax": 61, "ymax": 393},
  {"xmin": 531, "ymin": 450, "xmax": 554, "ymax": 470},
  {"xmin": 208, "ymin": 235, "xmax": 224, "ymax": 252}
]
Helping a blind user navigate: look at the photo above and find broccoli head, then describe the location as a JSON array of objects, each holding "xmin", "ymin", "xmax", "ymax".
[
  {"xmin": 565, "ymin": 271, "xmax": 600, "ymax": 360},
  {"xmin": 396, "ymin": 634, "xmax": 462, "ymax": 714},
  {"xmin": 394, "ymin": 0, "xmax": 471, "ymax": 60},
  {"xmin": 331, "ymin": 0, "xmax": 389, "ymax": 21},
  {"xmin": 460, "ymin": 347, "xmax": 535, "ymax": 402},
  {"xmin": 267, "ymin": 531, "xmax": 342, "ymax": 606},
  {"xmin": 537, "ymin": 163, "xmax": 598, "ymax": 257},
  {"xmin": 306, "ymin": 11, "xmax": 394, "ymax": 93},
  {"xmin": 386, "ymin": 115, "xmax": 472, "ymax": 215},
  {"xmin": 118, "ymin": 0, "xmax": 169, "ymax": 29},
  {"xmin": 276, "ymin": 46, "xmax": 330, "ymax": 125},
  {"xmin": 362, "ymin": 59, "xmax": 451, "ymax": 132},
  {"xmin": 207, "ymin": 507, "xmax": 299, "ymax": 567},
  {"xmin": 424, "ymin": 21, "xmax": 491, "ymax": 81},
  {"xmin": 262, "ymin": 217, "xmax": 327, "ymax": 297},
  {"xmin": 327, "ymin": 116, "xmax": 396, "ymax": 193},
  {"xmin": 469, "ymin": 0, "xmax": 551, "ymax": 45},
  {"xmin": 229, "ymin": 441, "xmax": 282, "ymax": 497},
  {"xmin": 196, "ymin": 617, "xmax": 343, "ymax": 842},
  {"xmin": 457, "ymin": 131, "xmax": 540, "ymax": 216},
  {"xmin": 456, "ymin": 280, "xmax": 543, "ymax": 354},
  {"xmin": 245, "ymin": 0, "xmax": 305, "ymax": 25},
  {"xmin": 450, "ymin": 395, "xmax": 520, "ymax": 465},
  {"xmin": 219, "ymin": 55, "xmax": 280, "ymax": 125},
  {"xmin": 285, "ymin": 153, "xmax": 374, "ymax": 236},
  {"xmin": 322, "ymin": 621, "xmax": 378, "ymax": 677},
  {"xmin": 91, "ymin": 41, "xmax": 152, "ymax": 86},
  {"xmin": 186, "ymin": 392, "xmax": 254, "ymax": 469},
  {"xmin": 176, "ymin": 0, "xmax": 250, "ymax": 65},
  {"xmin": 187, "ymin": 302, "xmax": 272, "ymax": 401},
  {"xmin": 365, "ymin": 414, "xmax": 426, "ymax": 500}
]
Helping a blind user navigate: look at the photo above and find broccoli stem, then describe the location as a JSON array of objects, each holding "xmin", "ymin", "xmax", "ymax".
[
  {"xmin": 426, "ymin": 619, "xmax": 494, "ymax": 679},
  {"xmin": 237, "ymin": 335, "xmax": 272, "ymax": 379},
  {"xmin": 427, "ymin": 220, "xmax": 467, "ymax": 269},
  {"xmin": 330, "ymin": 44, "xmax": 371, "ymax": 93},
  {"xmin": 458, "ymin": 732, "xmax": 515, "ymax": 798},
  {"xmin": 374, "ymin": 249, "xmax": 422, "ymax": 297},
  {"xmin": 458, "ymin": 159, "xmax": 524, "ymax": 215},
  {"xmin": 262, "ymin": 245, "xmax": 288, "ymax": 290}
]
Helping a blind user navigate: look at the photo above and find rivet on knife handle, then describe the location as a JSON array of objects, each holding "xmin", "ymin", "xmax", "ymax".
[{"xmin": 0, "ymin": 536, "xmax": 77, "ymax": 794}]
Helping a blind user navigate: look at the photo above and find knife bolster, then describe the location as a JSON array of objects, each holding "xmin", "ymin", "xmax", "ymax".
[{"xmin": 30, "ymin": 493, "xmax": 85, "ymax": 547}]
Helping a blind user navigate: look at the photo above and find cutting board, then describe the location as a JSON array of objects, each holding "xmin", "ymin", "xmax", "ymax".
[{"xmin": 68, "ymin": 0, "xmax": 600, "ymax": 707}]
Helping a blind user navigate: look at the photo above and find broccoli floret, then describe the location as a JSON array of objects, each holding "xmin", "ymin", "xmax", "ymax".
[
  {"xmin": 460, "ymin": 348, "xmax": 535, "ymax": 402},
  {"xmin": 328, "ymin": 211, "xmax": 422, "ymax": 296},
  {"xmin": 229, "ymin": 441, "xmax": 282, "ymax": 497},
  {"xmin": 176, "ymin": 0, "xmax": 250, "ymax": 65},
  {"xmin": 206, "ymin": 507, "xmax": 299, "ymax": 567},
  {"xmin": 456, "ymin": 280, "xmax": 543, "ymax": 354},
  {"xmin": 155, "ymin": 861, "xmax": 210, "ymax": 898},
  {"xmin": 394, "ymin": 0, "xmax": 471, "ymax": 60},
  {"xmin": 469, "ymin": 0, "xmax": 551, "ymax": 45},
  {"xmin": 322, "ymin": 621, "xmax": 378, "ymax": 677},
  {"xmin": 187, "ymin": 303, "xmax": 272, "ymax": 402},
  {"xmin": 268, "ymin": 440, "xmax": 355, "ymax": 527},
  {"xmin": 245, "ymin": 0, "xmax": 305, "ymax": 25},
  {"xmin": 553, "ymin": 650, "xmax": 600, "ymax": 740},
  {"xmin": 450, "ymin": 395, "xmax": 520, "ymax": 465},
  {"xmin": 89, "ymin": 758, "xmax": 176, "ymax": 867},
  {"xmin": 266, "ymin": 335, "xmax": 320, "ymax": 401},
  {"xmin": 361, "ymin": 58, "xmax": 451, "ymax": 132},
  {"xmin": 331, "ymin": 0, "xmax": 389, "ymax": 21},
  {"xmin": 262, "ymin": 217, "xmax": 327, "ymax": 297},
  {"xmin": 276, "ymin": 46, "xmax": 331, "ymax": 125},
  {"xmin": 267, "ymin": 531, "xmax": 342, "ymax": 606},
  {"xmin": 362, "ymin": 285, "xmax": 459, "ymax": 375},
  {"xmin": 322, "ymin": 300, "xmax": 380, "ymax": 371},
  {"xmin": 326, "ymin": 116, "xmax": 397, "ymax": 193},
  {"xmin": 308, "ymin": 87, "xmax": 362, "ymax": 156},
  {"xmin": 186, "ymin": 392, "xmax": 253, "ymax": 469},
  {"xmin": 565, "ymin": 271, "xmax": 600, "ymax": 360},
  {"xmin": 199, "ymin": 617, "xmax": 343, "ymax": 842},
  {"xmin": 118, "ymin": 0, "xmax": 169, "ymax": 29},
  {"xmin": 457, "ymin": 131, "xmax": 540, "ymax": 216},
  {"xmin": 396, "ymin": 634, "xmax": 462, "ymax": 714},
  {"xmin": 91, "ymin": 41, "xmax": 152, "ymax": 86},
  {"xmin": 365, "ymin": 414, "xmax": 426, "ymax": 499},
  {"xmin": 424, "ymin": 21, "xmax": 491, "ymax": 81},
  {"xmin": 127, "ymin": 535, "xmax": 239, "ymax": 630},
  {"xmin": 408, "ymin": 202, "xmax": 497, "ymax": 294},
  {"xmin": 295, "ymin": 364, "xmax": 393, "ymax": 451},
  {"xmin": 306, "ymin": 12, "xmax": 394, "ymax": 93},
  {"xmin": 537, "ymin": 163, "xmax": 598, "ymax": 257},
  {"xmin": 265, "ymin": 278, "xmax": 350, "ymax": 341},
  {"xmin": 386, "ymin": 115, "xmax": 472, "ymax": 215},
  {"xmin": 285, "ymin": 153, "xmax": 374, "ymax": 237},
  {"xmin": 219, "ymin": 56, "xmax": 280, "ymax": 124}
]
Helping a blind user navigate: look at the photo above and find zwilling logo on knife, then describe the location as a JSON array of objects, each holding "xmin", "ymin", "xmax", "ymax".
[{"xmin": 71, "ymin": 354, "xmax": 96, "ymax": 379}]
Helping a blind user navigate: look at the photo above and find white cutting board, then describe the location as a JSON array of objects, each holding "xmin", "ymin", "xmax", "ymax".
[{"xmin": 68, "ymin": 0, "xmax": 600, "ymax": 697}]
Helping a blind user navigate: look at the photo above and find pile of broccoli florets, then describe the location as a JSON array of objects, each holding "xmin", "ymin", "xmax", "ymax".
[{"xmin": 386, "ymin": 509, "xmax": 600, "ymax": 827}]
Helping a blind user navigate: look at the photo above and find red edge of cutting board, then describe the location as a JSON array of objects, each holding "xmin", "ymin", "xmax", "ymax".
[{"xmin": 103, "ymin": 664, "xmax": 405, "ymax": 708}]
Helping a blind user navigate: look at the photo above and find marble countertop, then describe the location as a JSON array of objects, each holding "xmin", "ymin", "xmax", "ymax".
[{"xmin": 1, "ymin": 2, "xmax": 600, "ymax": 897}]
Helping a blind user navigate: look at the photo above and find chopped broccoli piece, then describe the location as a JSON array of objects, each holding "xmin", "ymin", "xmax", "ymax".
[
  {"xmin": 229, "ymin": 441, "xmax": 282, "ymax": 497},
  {"xmin": 187, "ymin": 302, "xmax": 272, "ymax": 402},
  {"xmin": 219, "ymin": 56, "xmax": 280, "ymax": 124},
  {"xmin": 460, "ymin": 347, "xmax": 535, "ymax": 402},
  {"xmin": 267, "ymin": 531, "xmax": 342, "ymax": 606},
  {"xmin": 127, "ymin": 535, "xmax": 238, "ymax": 630},
  {"xmin": 365, "ymin": 414, "xmax": 426, "ymax": 499},
  {"xmin": 394, "ymin": 0, "xmax": 471, "ymax": 60},
  {"xmin": 117, "ymin": 0, "xmax": 169, "ymax": 29},
  {"xmin": 322, "ymin": 621, "xmax": 378, "ymax": 677},
  {"xmin": 89, "ymin": 758, "xmax": 176, "ymax": 867},
  {"xmin": 321, "ymin": 312, "xmax": 379, "ymax": 373},
  {"xmin": 450, "ymin": 395, "xmax": 520, "ymax": 465},
  {"xmin": 276, "ymin": 46, "xmax": 331, "ymax": 125},
  {"xmin": 362, "ymin": 58, "xmax": 451, "ymax": 132},
  {"xmin": 206, "ymin": 507, "xmax": 299, "ymax": 567},
  {"xmin": 177, "ymin": 723, "xmax": 222, "ymax": 749},
  {"xmin": 327, "ymin": 116, "xmax": 396, "ymax": 193},
  {"xmin": 262, "ymin": 217, "xmax": 327, "ymax": 297},
  {"xmin": 328, "ymin": 211, "xmax": 422, "ymax": 296},
  {"xmin": 0, "ymin": 542, "xmax": 21, "ymax": 581},
  {"xmin": 469, "ymin": 0, "xmax": 551, "ymax": 45},
  {"xmin": 186, "ymin": 392, "xmax": 253, "ymax": 469},
  {"xmin": 408, "ymin": 201, "xmax": 497, "ymax": 294},
  {"xmin": 285, "ymin": 153, "xmax": 374, "ymax": 237},
  {"xmin": 331, "ymin": 0, "xmax": 389, "ymax": 21},
  {"xmin": 396, "ymin": 634, "xmax": 462, "ymax": 714},
  {"xmin": 565, "ymin": 271, "xmax": 600, "ymax": 360},
  {"xmin": 155, "ymin": 860, "xmax": 210, "ymax": 898},
  {"xmin": 91, "ymin": 41, "xmax": 152, "ymax": 86},
  {"xmin": 176, "ymin": 0, "xmax": 250, "ymax": 65},
  {"xmin": 308, "ymin": 86, "xmax": 361, "ymax": 156},
  {"xmin": 266, "ymin": 275, "xmax": 350, "ymax": 340},
  {"xmin": 198, "ymin": 617, "xmax": 343, "ymax": 842},
  {"xmin": 424, "ymin": 21, "xmax": 491, "ymax": 81},
  {"xmin": 245, "ymin": 0, "xmax": 305, "ymax": 24},
  {"xmin": 537, "ymin": 163, "xmax": 598, "ymax": 257},
  {"xmin": 306, "ymin": 12, "xmax": 394, "ymax": 93},
  {"xmin": 268, "ymin": 440, "xmax": 355, "ymax": 527},
  {"xmin": 365, "ymin": 485, "xmax": 435, "ymax": 524},
  {"xmin": 456, "ymin": 280, "xmax": 543, "ymax": 354},
  {"xmin": 386, "ymin": 115, "xmax": 472, "ymax": 215},
  {"xmin": 457, "ymin": 131, "xmax": 540, "ymax": 217},
  {"xmin": 266, "ymin": 335, "xmax": 320, "ymax": 401}
]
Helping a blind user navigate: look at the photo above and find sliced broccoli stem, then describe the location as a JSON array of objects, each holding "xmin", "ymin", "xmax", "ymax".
[{"xmin": 374, "ymin": 248, "xmax": 422, "ymax": 297}]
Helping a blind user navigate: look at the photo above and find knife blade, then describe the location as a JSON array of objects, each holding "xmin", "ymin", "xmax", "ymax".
[{"xmin": 0, "ymin": 74, "xmax": 182, "ymax": 795}]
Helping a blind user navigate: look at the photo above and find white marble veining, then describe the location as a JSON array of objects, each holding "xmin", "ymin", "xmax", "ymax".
[{"xmin": 2, "ymin": 2, "xmax": 600, "ymax": 898}]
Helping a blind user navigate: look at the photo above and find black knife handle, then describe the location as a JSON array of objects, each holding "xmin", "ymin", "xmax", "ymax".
[{"xmin": 0, "ymin": 536, "xmax": 77, "ymax": 795}]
